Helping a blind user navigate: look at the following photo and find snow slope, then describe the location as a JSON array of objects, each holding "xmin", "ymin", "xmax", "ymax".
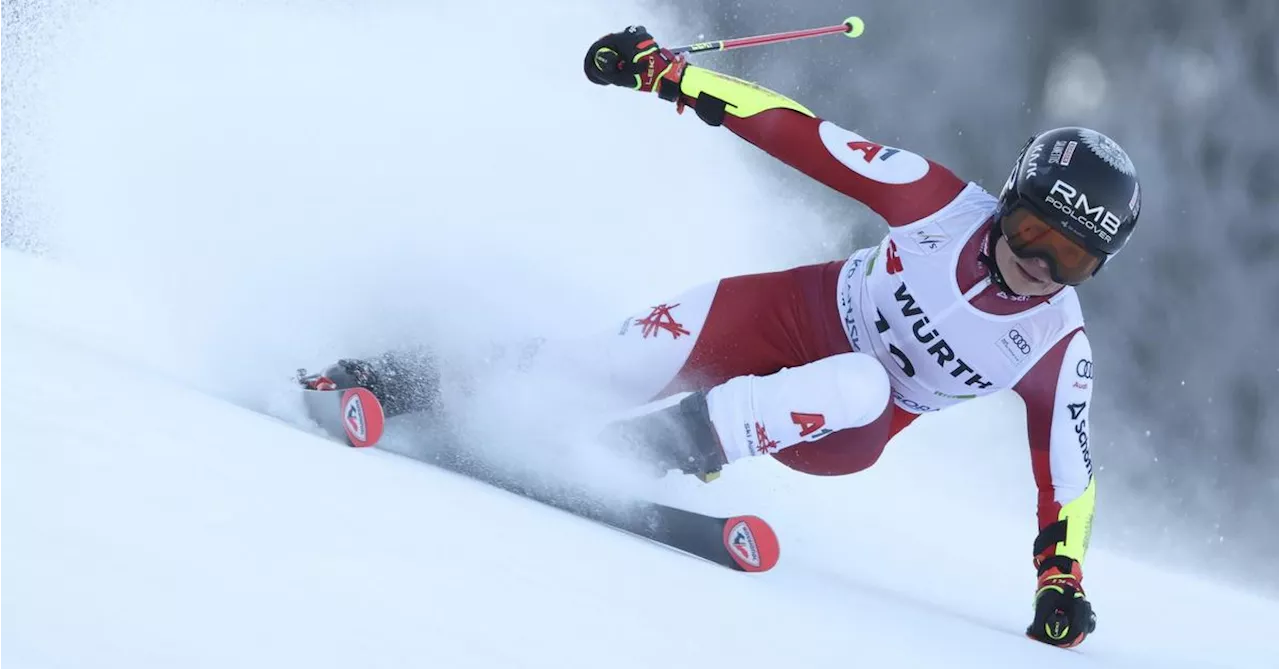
[
  {"xmin": 4, "ymin": 1, "xmax": 1276, "ymax": 666},
  {"xmin": 4, "ymin": 254, "xmax": 1277, "ymax": 669}
]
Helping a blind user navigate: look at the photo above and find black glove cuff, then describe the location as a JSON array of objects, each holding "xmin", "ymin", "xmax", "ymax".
[
  {"xmin": 1032, "ymin": 519, "xmax": 1068, "ymax": 557},
  {"xmin": 1037, "ymin": 554, "xmax": 1078, "ymax": 577},
  {"xmin": 656, "ymin": 78, "xmax": 682, "ymax": 102}
]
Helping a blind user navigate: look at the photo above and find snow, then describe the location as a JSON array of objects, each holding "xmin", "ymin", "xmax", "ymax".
[
  {"xmin": 4, "ymin": 252, "xmax": 1277, "ymax": 668},
  {"xmin": 4, "ymin": 1, "xmax": 1276, "ymax": 665}
]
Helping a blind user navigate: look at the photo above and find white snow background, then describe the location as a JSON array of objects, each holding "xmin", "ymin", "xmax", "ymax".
[{"xmin": 3, "ymin": 1, "xmax": 1276, "ymax": 667}]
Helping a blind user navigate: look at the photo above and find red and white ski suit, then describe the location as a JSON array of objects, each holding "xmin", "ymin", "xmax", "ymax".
[{"xmin": 553, "ymin": 66, "xmax": 1096, "ymax": 567}]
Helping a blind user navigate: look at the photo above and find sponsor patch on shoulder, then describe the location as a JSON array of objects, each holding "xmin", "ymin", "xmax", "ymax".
[{"xmin": 818, "ymin": 122, "xmax": 930, "ymax": 185}]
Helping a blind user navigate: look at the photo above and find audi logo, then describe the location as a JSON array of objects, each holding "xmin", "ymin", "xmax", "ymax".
[
  {"xmin": 1008, "ymin": 329, "xmax": 1031, "ymax": 355},
  {"xmin": 1076, "ymin": 359, "xmax": 1094, "ymax": 379}
]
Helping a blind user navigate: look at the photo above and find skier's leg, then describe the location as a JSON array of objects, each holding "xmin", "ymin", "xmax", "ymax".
[
  {"xmin": 704, "ymin": 351, "xmax": 892, "ymax": 463},
  {"xmin": 592, "ymin": 261, "xmax": 909, "ymax": 479},
  {"xmin": 521, "ymin": 278, "xmax": 733, "ymax": 403},
  {"xmin": 654, "ymin": 260, "xmax": 854, "ymax": 397},
  {"xmin": 301, "ymin": 261, "xmax": 841, "ymax": 421},
  {"xmin": 609, "ymin": 351, "xmax": 895, "ymax": 479},
  {"xmin": 528, "ymin": 261, "xmax": 851, "ymax": 403},
  {"xmin": 294, "ymin": 274, "xmax": 725, "ymax": 424},
  {"xmin": 766, "ymin": 403, "xmax": 919, "ymax": 476},
  {"xmin": 301, "ymin": 260, "xmax": 902, "ymax": 479}
]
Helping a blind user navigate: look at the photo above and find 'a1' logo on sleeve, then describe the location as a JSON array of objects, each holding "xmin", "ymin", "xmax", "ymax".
[{"xmin": 819, "ymin": 121, "xmax": 930, "ymax": 185}]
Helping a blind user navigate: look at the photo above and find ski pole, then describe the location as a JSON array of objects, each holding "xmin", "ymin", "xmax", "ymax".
[{"xmin": 669, "ymin": 16, "xmax": 866, "ymax": 55}]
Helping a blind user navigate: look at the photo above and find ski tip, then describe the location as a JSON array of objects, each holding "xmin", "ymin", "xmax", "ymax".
[
  {"xmin": 340, "ymin": 387, "xmax": 385, "ymax": 447},
  {"xmin": 722, "ymin": 515, "xmax": 779, "ymax": 572}
]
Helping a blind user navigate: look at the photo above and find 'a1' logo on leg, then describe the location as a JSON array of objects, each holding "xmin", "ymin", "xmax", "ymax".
[
  {"xmin": 791, "ymin": 411, "xmax": 832, "ymax": 440},
  {"xmin": 340, "ymin": 387, "xmax": 385, "ymax": 448}
]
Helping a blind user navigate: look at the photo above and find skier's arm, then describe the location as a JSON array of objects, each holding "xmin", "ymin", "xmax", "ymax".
[
  {"xmin": 1014, "ymin": 329, "xmax": 1098, "ymax": 647},
  {"xmin": 668, "ymin": 66, "xmax": 966, "ymax": 226},
  {"xmin": 583, "ymin": 27, "xmax": 965, "ymax": 226},
  {"xmin": 1014, "ymin": 329, "xmax": 1095, "ymax": 569}
]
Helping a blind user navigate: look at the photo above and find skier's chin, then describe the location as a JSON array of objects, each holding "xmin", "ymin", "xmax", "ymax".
[
  {"xmin": 1013, "ymin": 259, "xmax": 1047, "ymax": 286},
  {"xmin": 1008, "ymin": 270, "xmax": 1056, "ymax": 296}
]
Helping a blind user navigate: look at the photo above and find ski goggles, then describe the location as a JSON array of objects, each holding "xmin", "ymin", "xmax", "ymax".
[{"xmin": 1000, "ymin": 206, "xmax": 1105, "ymax": 286}]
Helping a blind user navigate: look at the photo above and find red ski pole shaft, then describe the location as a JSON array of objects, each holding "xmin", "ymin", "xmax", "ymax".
[{"xmin": 669, "ymin": 16, "xmax": 865, "ymax": 55}]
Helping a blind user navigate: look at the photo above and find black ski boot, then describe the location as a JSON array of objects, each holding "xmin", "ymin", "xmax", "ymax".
[
  {"xmin": 603, "ymin": 391, "xmax": 728, "ymax": 482},
  {"xmin": 298, "ymin": 351, "xmax": 441, "ymax": 419}
]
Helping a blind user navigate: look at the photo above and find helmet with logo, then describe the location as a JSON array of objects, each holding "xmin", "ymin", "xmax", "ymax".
[{"xmin": 996, "ymin": 127, "xmax": 1142, "ymax": 285}]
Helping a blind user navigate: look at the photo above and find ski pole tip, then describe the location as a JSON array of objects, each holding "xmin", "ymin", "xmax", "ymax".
[{"xmin": 843, "ymin": 16, "xmax": 865, "ymax": 38}]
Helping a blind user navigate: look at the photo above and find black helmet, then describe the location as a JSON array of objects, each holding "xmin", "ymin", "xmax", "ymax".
[{"xmin": 996, "ymin": 127, "xmax": 1142, "ymax": 285}]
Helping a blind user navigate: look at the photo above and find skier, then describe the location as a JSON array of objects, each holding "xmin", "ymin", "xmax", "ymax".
[{"xmin": 303, "ymin": 26, "xmax": 1141, "ymax": 648}]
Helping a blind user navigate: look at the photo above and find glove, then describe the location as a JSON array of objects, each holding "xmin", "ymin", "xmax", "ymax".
[
  {"xmin": 1026, "ymin": 556, "xmax": 1097, "ymax": 648},
  {"xmin": 584, "ymin": 25, "xmax": 686, "ymax": 98}
]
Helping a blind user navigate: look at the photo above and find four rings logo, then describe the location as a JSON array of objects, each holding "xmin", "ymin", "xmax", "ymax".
[
  {"xmin": 1076, "ymin": 359, "xmax": 1093, "ymax": 379},
  {"xmin": 995, "ymin": 328, "xmax": 1033, "ymax": 366},
  {"xmin": 1008, "ymin": 329, "xmax": 1031, "ymax": 354}
]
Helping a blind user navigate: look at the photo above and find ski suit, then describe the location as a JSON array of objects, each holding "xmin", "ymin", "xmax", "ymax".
[{"xmin": 550, "ymin": 66, "xmax": 1096, "ymax": 569}]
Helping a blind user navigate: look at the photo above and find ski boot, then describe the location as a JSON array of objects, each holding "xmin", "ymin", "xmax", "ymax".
[
  {"xmin": 603, "ymin": 391, "xmax": 728, "ymax": 482},
  {"xmin": 298, "ymin": 351, "xmax": 441, "ymax": 419}
]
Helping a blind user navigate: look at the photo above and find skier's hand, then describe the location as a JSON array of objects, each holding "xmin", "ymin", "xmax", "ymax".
[
  {"xmin": 584, "ymin": 26, "xmax": 685, "ymax": 97},
  {"xmin": 1026, "ymin": 557, "xmax": 1096, "ymax": 648}
]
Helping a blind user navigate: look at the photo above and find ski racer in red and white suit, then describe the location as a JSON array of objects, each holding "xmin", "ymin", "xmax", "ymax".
[
  {"xmin": 304, "ymin": 25, "xmax": 1138, "ymax": 650},
  {"xmin": 572, "ymin": 26, "xmax": 1145, "ymax": 649}
]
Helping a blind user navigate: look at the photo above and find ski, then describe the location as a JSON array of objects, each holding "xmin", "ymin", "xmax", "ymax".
[{"xmin": 301, "ymin": 387, "xmax": 780, "ymax": 572}]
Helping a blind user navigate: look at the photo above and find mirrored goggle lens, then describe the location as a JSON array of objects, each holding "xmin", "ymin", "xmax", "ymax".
[{"xmin": 1001, "ymin": 208, "xmax": 1104, "ymax": 285}]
